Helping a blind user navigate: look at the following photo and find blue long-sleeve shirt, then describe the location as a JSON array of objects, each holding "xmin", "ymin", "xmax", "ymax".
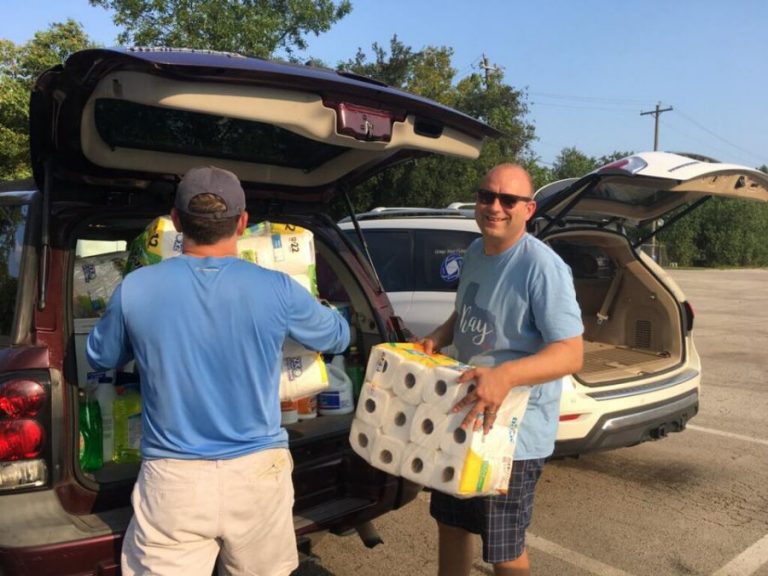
[{"xmin": 87, "ymin": 255, "xmax": 349, "ymax": 460}]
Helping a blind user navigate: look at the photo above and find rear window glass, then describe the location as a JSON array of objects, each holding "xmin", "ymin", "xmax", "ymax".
[
  {"xmin": 94, "ymin": 99, "xmax": 348, "ymax": 170},
  {"xmin": 345, "ymin": 228, "xmax": 479, "ymax": 292},
  {"xmin": 0, "ymin": 203, "xmax": 29, "ymax": 343}
]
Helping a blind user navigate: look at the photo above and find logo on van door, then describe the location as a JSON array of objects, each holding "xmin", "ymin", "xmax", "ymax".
[{"xmin": 439, "ymin": 253, "xmax": 463, "ymax": 283}]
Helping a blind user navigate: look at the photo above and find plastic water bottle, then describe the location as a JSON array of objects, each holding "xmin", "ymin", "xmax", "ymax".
[
  {"xmin": 78, "ymin": 384, "xmax": 103, "ymax": 472},
  {"xmin": 93, "ymin": 371, "xmax": 117, "ymax": 463},
  {"xmin": 318, "ymin": 360, "xmax": 354, "ymax": 416}
]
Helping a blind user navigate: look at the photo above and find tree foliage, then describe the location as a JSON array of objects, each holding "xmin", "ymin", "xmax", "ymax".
[
  {"xmin": 89, "ymin": 0, "xmax": 351, "ymax": 58},
  {"xmin": 335, "ymin": 37, "xmax": 535, "ymax": 212},
  {"xmin": 659, "ymin": 198, "xmax": 768, "ymax": 267},
  {"xmin": 0, "ymin": 21, "xmax": 94, "ymax": 179}
]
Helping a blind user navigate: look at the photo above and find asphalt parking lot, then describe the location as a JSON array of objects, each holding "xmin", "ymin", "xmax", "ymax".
[{"xmin": 294, "ymin": 268, "xmax": 768, "ymax": 576}]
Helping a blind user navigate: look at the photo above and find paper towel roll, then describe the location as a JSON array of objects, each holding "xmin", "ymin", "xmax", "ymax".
[
  {"xmin": 399, "ymin": 443, "xmax": 438, "ymax": 485},
  {"xmin": 410, "ymin": 404, "xmax": 452, "ymax": 449},
  {"xmin": 422, "ymin": 367, "xmax": 475, "ymax": 413},
  {"xmin": 438, "ymin": 410, "xmax": 476, "ymax": 457},
  {"xmin": 355, "ymin": 383, "xmax": 393, "ymax": 428},
  {"xmin": 381, "ymin": 397, "xmax": 418, "ymax": 443},
  {"xmin": 349, "ymin": 418, "xmax": 377, "ymax": 462},
  {"xmin": 370, "ymin": 435, "xmax": 406, "ymax": 476},
  {"xmin": 364, "ymin": 347, "xmax": 404, "ymax": 389},
  {"xmin": 392, "ymin": 361, "xmax": 430, "ymax": 405},
  {"xmin": 430, "ymin": 451, "xmax": 463, "ymax": 496}
]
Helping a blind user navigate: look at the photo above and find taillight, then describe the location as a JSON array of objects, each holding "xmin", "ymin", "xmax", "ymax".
[
  {"xmin": 0, "ymin": 379, "xmax": 46, "ymax": 418},
  {"xmin": 0, "ymin": 376, "xmax": 50, "ymax": 491},
  {"xmin": 597, "ymin": 156, "xmax": 647, "ymax": 175},
  {"xmin": 559, "ymin": 413, "xmax": 582, "ymax": 422},
  {"xmin": 0, "ymin": 420, "xmax": 44, "ymax": 459}
]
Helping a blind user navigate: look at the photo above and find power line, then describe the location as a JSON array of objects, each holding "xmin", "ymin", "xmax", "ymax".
[
  {"xmin": 674, "ymin": 108, "xmax": 766, "ymax": 164},
  {"xmin": 529, "ymin": 92, "xmax": 646, "ymax": 106}
]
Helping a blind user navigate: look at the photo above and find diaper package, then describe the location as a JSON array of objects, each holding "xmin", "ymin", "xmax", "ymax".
[{"xmin": 350, "ymin": 343, "xmax": 530, "ymax": 498}]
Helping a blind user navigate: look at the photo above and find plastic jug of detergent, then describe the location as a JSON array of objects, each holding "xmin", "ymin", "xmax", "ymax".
[{"xmin": 318, "ymin": 360, "xmax": 354, "ymax": 416}]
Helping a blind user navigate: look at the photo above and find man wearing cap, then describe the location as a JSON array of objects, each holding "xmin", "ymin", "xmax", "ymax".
[{"xmin": 87, "ymin": 166, "xmax": 350, "ymax": 576}]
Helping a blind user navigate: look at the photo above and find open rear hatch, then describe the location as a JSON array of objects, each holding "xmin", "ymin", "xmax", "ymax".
[
  {"xmin": 533, "ymin": 152, "xmax": 768, "ymax": 386},
  {"xmin": 30, "ymin": 47, "xmax": 498, "ymax": 206}
]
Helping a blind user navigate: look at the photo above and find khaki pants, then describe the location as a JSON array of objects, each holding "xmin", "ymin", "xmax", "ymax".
[{"xmin": 122, "ymin": 448, "xmax": 298, "ymax": 576}]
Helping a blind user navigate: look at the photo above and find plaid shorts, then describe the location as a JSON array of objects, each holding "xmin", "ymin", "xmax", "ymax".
[{"xmin": 429, "ymin": 458, "xmax": 546, "ymax": 564}]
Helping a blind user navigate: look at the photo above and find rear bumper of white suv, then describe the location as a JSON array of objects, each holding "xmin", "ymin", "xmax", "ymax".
[{"xmin": 553, "ymin": 382, "xmax": 699, "ymax": 458}]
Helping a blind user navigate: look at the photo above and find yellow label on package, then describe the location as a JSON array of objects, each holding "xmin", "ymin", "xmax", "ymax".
[{"xmin": 371, "ymin": 342, "xmax": 469, "ymax": 369}]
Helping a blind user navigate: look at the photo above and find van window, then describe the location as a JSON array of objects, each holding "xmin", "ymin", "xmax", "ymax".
[
  {"xmin": 0, "ymin": 202, "xmax": 29, "ymax": 343},
  {"xmin": 344, "ymin": 228, "xmax": 479, "ymax": 293},
  {"xmin": 415, "ymin": 229, "xmax": 479, "ymax": 291},
  {"xmin": 354, "ymin": 230, "xmax": 412, "ymax": 292}
]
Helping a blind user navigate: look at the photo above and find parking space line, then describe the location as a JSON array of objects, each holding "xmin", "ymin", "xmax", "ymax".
[
  {"xmin": 687, "ymin": 424, "xmax": 768, "ymax": 447},
  {"xmin": 711, "ymin": 533, "xmax": 768, "ymax": 576},
  {"xmin": 527, "ymin": 533, "xmax": 636, "ymax": 576}
]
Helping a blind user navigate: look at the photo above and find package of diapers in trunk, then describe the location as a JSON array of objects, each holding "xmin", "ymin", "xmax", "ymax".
[{"xmin": 350, "ymin": 342, "xmax": 530, "ymax": 498}]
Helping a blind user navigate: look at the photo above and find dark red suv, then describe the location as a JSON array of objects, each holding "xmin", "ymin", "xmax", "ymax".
[{"xmin": 0, "ymin": 48, "xmax": 496, "ymax": 575}]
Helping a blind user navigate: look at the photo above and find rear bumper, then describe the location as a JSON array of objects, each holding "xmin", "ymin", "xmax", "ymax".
[{"xmin": 553, "ymin": 388, "xmax": 699, "ymax": 458}]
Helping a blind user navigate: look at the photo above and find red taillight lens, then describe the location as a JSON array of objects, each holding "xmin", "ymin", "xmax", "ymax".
[
  {"xmin": 0, "ymin": 379, "xmax": 46, "ymax": 418},
  {"xmin": 0, "ymin": 420, "xmax": 44, "ymax": 460},
  {"xmin": 559, "ymin": 413, "xmax": 582, "ymax": 422},
  {"xmin": 597, "ymin": 156, "xmax": 647, "ymax": 174}
]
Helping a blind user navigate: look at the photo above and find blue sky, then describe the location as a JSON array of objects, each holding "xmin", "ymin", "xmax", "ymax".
[{"xmin": 3, "ymin": 0, "xmax": 766, "ymax": 168}]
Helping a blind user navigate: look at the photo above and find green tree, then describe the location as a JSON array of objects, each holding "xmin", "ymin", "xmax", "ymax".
[
  {"xmin": 336, "ymin": 41, "xmax": 534, "ymax": 211},
  {"xmin": 0, "ymin": 21, "xmax": 94, "ymax": 179},
  {"xmin": 89, "ymin": 0, "xmax": 351, "ymax": 58},
  {"xmin": 551, "ymin": 147, "xmax": 598, "ymax": 180}
]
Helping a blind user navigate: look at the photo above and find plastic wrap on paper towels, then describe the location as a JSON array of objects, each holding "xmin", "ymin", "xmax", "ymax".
[
  {"xmin": 350, "ymin": 419, "xmax": 377, "ymax": 461},
  {"xmin": 355, "ymin": 384, "xmax": 393, "ymax": 428},
  {"xmin": 364, "ymin": 346, "xmax": 407, "ymax": 389},
  {"xmin": 349, "ymin": 342, "xmax": 531, "ymax": 498},
  {"xmin": 381, "ymin": 397, "xmax": 419, "ymax": 443},
  {"xmin": 370, "ymin": 435, "xmax": 406, "ymax": 476},
  {"xmin": 391, "ymin": 361, "xmax": 434, "ymax": 405},
  {"xmin": 421, "ymin": 366, "xmax": 475, "ymax": 413}
]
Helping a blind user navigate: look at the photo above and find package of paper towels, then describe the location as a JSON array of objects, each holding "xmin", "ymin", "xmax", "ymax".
[
  {"xmin": 349, "ymin": 342, "xmax": 531, "ymax": 498},
  {"xmin": 279, "ymin": 338, "xmax": 328, "ymax": 401}
]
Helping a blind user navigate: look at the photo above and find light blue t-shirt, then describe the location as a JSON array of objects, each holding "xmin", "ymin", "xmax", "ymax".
[
  {"xmin": 87, "ymin": 255, "xmax": 349, "ymax": 460},
  {"xmin": 453, "ymin": 234, "xmax": 583, "ymax": 459}
]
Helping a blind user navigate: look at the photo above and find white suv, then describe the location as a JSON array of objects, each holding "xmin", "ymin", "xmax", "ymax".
[
  {"xmin": 340, "ymin": 152, "xmax": 768, "ymax": 457},
  {"xmin": 338, "ymin": 207, "xmax": 480, "ymax": 338}
]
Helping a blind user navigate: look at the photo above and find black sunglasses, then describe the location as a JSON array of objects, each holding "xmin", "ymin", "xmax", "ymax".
[{"xmin": 476, "ymin": 188, "xmax": 533, "ymax": 209}]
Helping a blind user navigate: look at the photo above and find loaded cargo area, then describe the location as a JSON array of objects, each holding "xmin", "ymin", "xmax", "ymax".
[
  {"xmin": 69, "ymin": 213, "xmax": 383, "ymax": 487},
  {"xmin": 548, "ymin": 231, "xmax": 684, "ymax": 386}
]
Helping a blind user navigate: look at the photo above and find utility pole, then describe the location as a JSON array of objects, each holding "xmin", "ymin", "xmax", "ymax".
[
  {"xmin": 640, "ymin": 102, "xmax": 673, "ymax": 264},
  {"xmin": 640, "ymin": 102, "xmax": 673, "ymax": 151},
  {"xmin": 479, "ymin": 54, "xmax": 501, "ymax": 89}
]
